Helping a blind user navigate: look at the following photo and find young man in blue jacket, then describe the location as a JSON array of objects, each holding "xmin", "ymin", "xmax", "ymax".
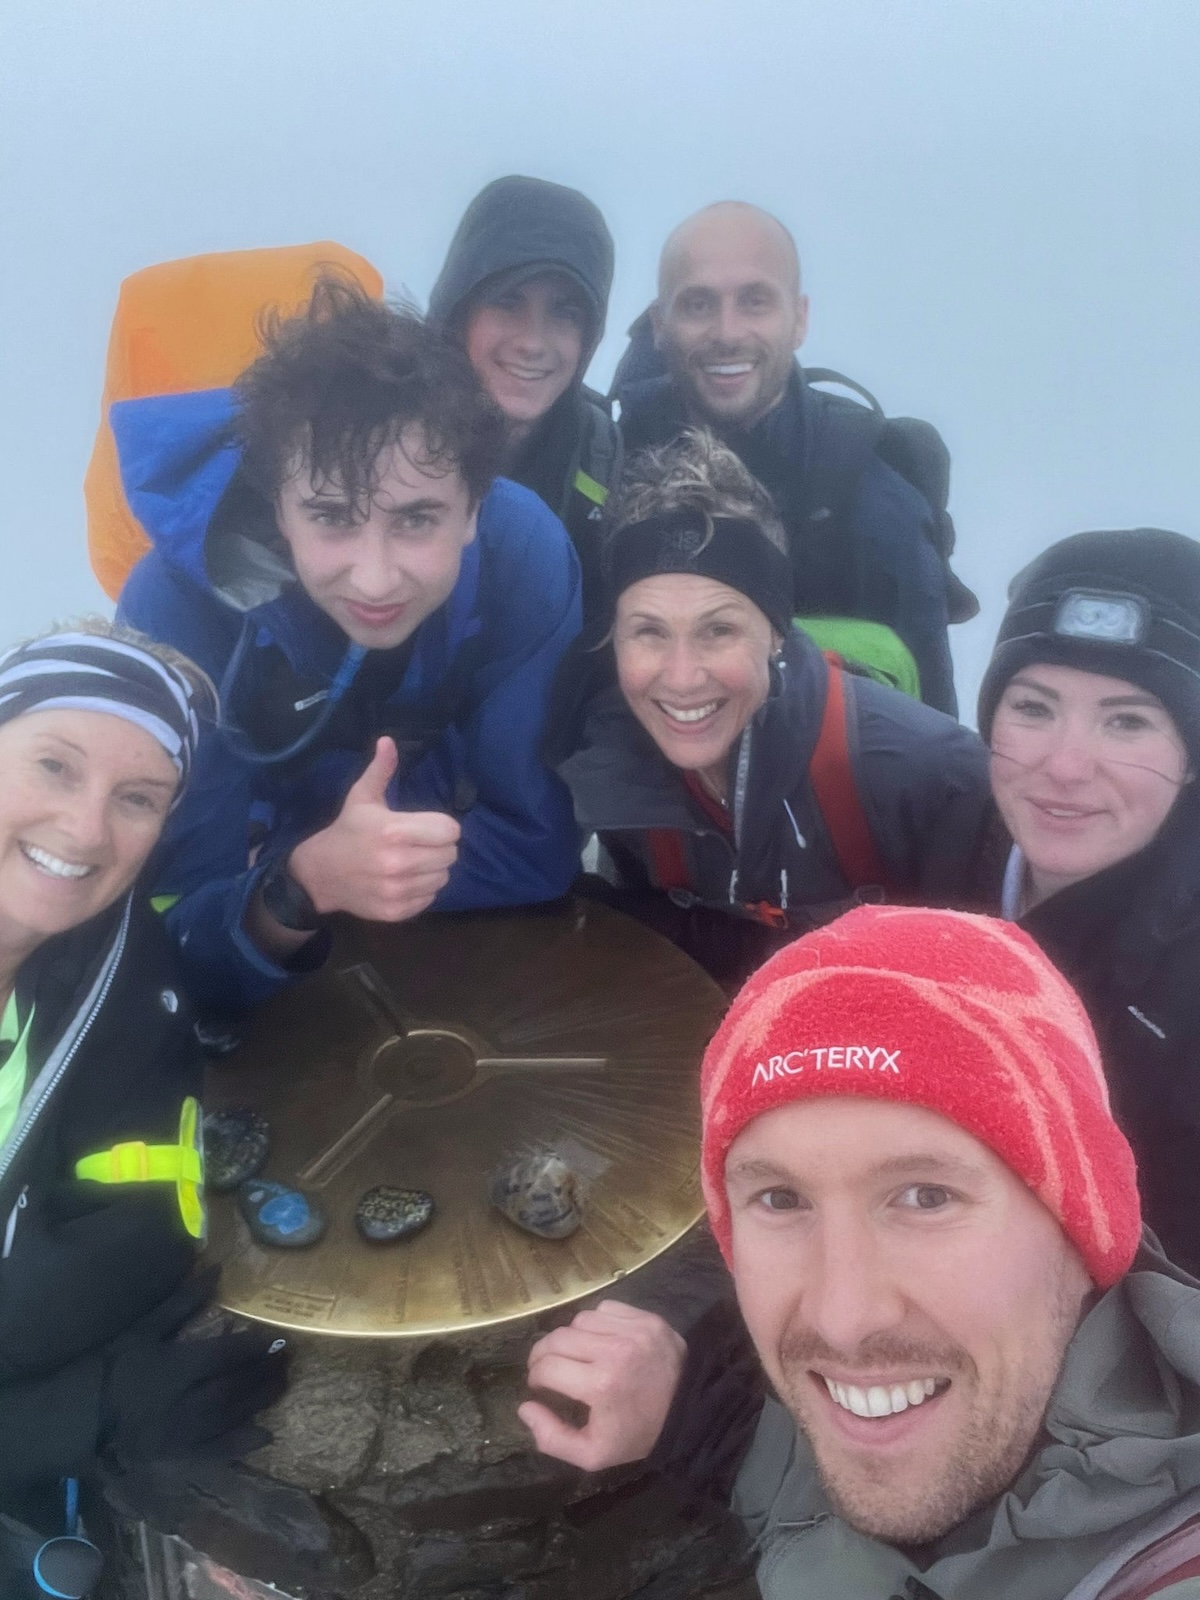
[
  {"xmin": 614, "ymin": 202, "xmax": 966, "ymax": 716},
  {"xmin": 116, "ymin": 279, "xmax": 583, "ymax": 1015}
]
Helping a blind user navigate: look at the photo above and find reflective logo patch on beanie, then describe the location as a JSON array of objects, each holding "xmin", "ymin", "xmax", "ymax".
[{"xmin": 752, "ymin": 1046, "xmax": 901, "ymax": 1085}]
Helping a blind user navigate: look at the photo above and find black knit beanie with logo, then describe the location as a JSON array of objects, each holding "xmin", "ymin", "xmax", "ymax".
[{"xmin": 978, "ymin": 527, "xmax": 1200, "ymax": 766}]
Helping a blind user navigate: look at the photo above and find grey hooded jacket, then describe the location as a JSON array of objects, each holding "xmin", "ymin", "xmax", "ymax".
[
  {"xmin": 732, "ymin": 1248, "xmax": 1200, "ymax": 1599},
  {"xmin": 428, "ymin": 174, "xmax": 620, "ymax": 617}
]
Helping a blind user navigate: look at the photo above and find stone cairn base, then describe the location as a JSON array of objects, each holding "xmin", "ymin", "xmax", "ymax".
[{"xmin": 99, "ymin": 1229, "xmax": 760, "ymax": 1600}]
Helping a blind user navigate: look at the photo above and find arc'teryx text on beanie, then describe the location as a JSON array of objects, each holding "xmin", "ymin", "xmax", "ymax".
[{"xmin": 700, "ymin": 904, "xmax": 1141, "ymax": 1287}]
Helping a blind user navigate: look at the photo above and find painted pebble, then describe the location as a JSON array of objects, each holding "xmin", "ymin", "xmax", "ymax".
[
  {"xmin": 203, "ymin": 1108, "xmax": 269, "ymax": 1192},
  {"xmin": 354, "ymin": 1185, "xmax": 435, "ymax": 1243},
  {"xmin": 237, "ymin": 1179, "xmax": 327, "ymax": 1248},
  {"xmin": 490, "ymin": 1151, "xmax": 582, "ymax": 1240}
]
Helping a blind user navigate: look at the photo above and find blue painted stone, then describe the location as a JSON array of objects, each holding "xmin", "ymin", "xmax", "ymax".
[{"xmin": 237, "ymin": 1179, "xmax": 326, "ymax": 1248}]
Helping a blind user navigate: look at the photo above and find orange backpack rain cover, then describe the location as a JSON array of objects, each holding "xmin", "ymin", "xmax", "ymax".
[{"xmin": 85, "ymin": 242, "xmax": 384, "ymax": 600}]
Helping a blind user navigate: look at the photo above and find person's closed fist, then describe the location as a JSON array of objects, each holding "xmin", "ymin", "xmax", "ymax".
[{"xmin": 519, "ymin": 1300, "xmax": 686, "ymax": 1471}]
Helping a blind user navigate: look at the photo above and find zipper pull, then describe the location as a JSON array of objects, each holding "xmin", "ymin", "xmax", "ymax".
[{"xmin": 3, "ymin": 1185, "xmax": 29, "ymax": 1259}]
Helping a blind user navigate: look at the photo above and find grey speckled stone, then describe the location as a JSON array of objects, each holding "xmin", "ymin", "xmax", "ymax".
[
  {"xmin": 203, "ymin": 1107, "xmax": 269, "ymax": 1192},
  {"xmin": 489, "ymin": 1151, "xmax": 582, "ymax": 1239}
]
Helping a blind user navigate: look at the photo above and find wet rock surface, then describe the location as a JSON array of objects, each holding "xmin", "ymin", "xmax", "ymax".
[
  {"xmin": 101, "ymin": 1226, "xmax": 756, "ymax": 1599},
  {"xmin": 203, "ymin": 1107, "xmax": 269, "ymax": 1192},
  {"xmin": 355, "ymin": 1184, "xmax": 435, "ymax": 1243}
]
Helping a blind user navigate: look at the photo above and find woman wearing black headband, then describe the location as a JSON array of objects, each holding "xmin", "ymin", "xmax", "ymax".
[
  {"xmin": 549, "ymin": 432, "xmax": 993, "ymax": 988},
  {"xmin": 0, "ymin": 623, "xmax": 287, "ymax": 1592},
  {"xmin": 975, "ymin": 528, "xmax": 1200, "ymax": 1272}
]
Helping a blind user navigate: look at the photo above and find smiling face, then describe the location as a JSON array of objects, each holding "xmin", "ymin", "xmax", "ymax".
[
  {"xmin": 275, "ymin": 429, "xmax": 478, "ymax": 650},
  {"xmin": 653, "ymin": 205, "xmax": 808, "ymax": 429},
  {"xmin": 613, "ymin": 574, "xmax": 776, "ymax": 792},
  {"xmin": 726, "ymin": 1096, "xmax": 1090, "ymax": 1545},
  {"xmin": 989, "ymin": 662, "xmax": 1191, "ymax": 903},
  {"xmin": 464, "ymin": 271, "xmax": 588, "ymax": 439},
  {"xmin": 0, "ymin": 709, "xmax": 178, "ymax": 954}
]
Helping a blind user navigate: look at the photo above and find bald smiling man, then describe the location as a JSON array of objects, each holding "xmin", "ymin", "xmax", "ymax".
[{"xmin": 615, "ymin": 202, "xmax": 966, "ymax": 716}]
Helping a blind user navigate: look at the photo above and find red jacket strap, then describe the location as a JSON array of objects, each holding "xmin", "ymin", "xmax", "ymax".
[
  {"xmin": 1095, "ymin": 1513, "xmax": 1200, "ymax": 1599},
  {"xmin": 644, "ymin": 828, "xmax": 691, "ymax": 893},
  {"xmin": 809, "ymin": 654, "xmax": 889, "ymax": 890}
]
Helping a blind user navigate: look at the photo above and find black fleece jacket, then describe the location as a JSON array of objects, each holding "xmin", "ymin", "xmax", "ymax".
[
  {"xmin": 980, "ymin": 789, "xmax": 1200, "ymax": 1276},
  {"xmin": 0, "ymin": 893, "xmax": 201, "ymax": 1524}
]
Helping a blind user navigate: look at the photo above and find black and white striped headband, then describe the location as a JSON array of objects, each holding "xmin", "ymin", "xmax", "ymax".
[{"xmin": 0, "ymin": 632, "xmax": 205, "ymax": 789}]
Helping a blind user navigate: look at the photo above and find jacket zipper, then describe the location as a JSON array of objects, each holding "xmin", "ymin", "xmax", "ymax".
[
  {"xmin": 731, "ymin": 724, "xmax": 752, "ymax": 853},
  {"xmin": 2, "ymin": 1186, "xmax": 28, "ymax": 1259},
  {"xmin": 725, "ymin": 723, "xmax": 755, "ymax": 906},
  {"xmin": 0, "ymin": 897, "xmax": 132, "ymax": 1195}
]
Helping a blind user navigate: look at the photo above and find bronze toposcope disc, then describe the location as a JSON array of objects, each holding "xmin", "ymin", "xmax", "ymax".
[{"xmin": 204, "ymin": 899, "xmax": 726, "ymax": 1336}]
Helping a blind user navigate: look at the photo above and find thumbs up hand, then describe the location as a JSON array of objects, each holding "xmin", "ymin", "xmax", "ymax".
[{"xmin": 287, "ymin": 738, "xmax": 461, "ymax": 923}]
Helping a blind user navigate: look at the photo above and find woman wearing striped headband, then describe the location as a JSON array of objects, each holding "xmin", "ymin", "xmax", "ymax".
[{"xmin": 0, "ymin": 623, "xmax": 287, "ymax": 1592}]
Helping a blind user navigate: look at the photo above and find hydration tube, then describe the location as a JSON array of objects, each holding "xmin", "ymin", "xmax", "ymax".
[
  {"xmin": 27, "ymin": 1480, "xmax": 103, "ymax": 1598},
  {"xmin": 217, "ymin": 617, "xmax": 367, "ymax": 767}
]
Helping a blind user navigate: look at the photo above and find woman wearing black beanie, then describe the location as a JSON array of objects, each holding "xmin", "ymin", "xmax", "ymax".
[{"xmin": 977, "ymin": 527, "xmax": 1200, "ymax": 1271}]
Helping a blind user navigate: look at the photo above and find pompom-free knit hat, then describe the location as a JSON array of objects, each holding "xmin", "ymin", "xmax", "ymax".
[
  {"xmin": 978, "ymin": 528, "xmax": 1200, "ymax": 766},
  {"xmin": 700, "ymin": 904, "xmax": 1141, "ymax": 1287}
]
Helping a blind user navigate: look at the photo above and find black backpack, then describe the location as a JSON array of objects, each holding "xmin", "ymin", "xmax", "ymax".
[
  {"xmin": 610, "ymin": 313, "xmax": 979, "ymax": 626},
  {"xmin": 802, "ymin": 369, "xmax": 979, "ymax": 624}
]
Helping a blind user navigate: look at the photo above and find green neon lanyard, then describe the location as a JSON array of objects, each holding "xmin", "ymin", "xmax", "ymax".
[{"xmin": 0, "ymin": 991, "xmax": 34, "ymax": 1149}]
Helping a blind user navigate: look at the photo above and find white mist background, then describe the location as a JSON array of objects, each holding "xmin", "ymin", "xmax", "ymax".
[{"xmin": 2, "ymin": 0, "xmax": 1198, "ymax": 720}]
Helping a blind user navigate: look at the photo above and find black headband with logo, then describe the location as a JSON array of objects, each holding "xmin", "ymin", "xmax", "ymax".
[{"xmin": 606, "ymin": 512, "xmax": 795, "ymax": 635}]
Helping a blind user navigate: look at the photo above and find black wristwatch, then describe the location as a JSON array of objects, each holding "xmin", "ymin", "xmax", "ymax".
[{"xmin": 259, "ymin": 856, "xmax": 325, "ymax": 933}]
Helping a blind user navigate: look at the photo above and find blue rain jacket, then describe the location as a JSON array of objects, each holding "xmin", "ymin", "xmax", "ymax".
[{"xmin": 113, "ymin": 388, "xmax": 582, "ymax": 1014}]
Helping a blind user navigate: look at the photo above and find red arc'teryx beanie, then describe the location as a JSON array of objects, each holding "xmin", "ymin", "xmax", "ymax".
[{"xmin": 700, "ymin": 905, "xmax": 1141, "ymax": 1288}]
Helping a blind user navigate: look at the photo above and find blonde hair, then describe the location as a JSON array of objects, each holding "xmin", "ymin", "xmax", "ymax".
[{"xmin": 607, "ymin": 428, "xmax": 787, "ymax": 555}]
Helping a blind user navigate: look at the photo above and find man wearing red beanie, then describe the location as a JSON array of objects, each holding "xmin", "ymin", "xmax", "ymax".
[{"xmin": 522, "ymin": 906, "xmax": 1200, "ymax": 1598}]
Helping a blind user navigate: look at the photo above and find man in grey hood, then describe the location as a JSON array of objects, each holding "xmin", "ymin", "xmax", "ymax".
[
  {"xmin": 520, "ymin": 906, "xmax": 1200, "ymax": 1599},
  {"xmin": 428, "ymin": 175, "xmax": 620, "ymax": 619}
]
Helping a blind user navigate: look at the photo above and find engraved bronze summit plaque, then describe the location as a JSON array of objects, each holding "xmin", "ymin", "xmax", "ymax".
[{"xmin": 203, "ymin": 899, "xmax": 725, "ymax": 1336}]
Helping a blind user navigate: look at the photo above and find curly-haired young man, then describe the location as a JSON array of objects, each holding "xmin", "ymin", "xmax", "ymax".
[{"xmin": 116, "ymin": 279, "xmax": 582, "ymax": 1013}]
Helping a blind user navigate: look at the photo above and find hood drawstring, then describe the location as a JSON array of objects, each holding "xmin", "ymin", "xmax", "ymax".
[{"xmin": 783, "ymin": 798, "xmax": 806, "ymax": 850}]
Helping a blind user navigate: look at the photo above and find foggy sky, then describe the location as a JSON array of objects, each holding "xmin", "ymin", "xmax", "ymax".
[{"xmin": 2, "ymin": 0, "xmax": 1198, "ymax": 717}]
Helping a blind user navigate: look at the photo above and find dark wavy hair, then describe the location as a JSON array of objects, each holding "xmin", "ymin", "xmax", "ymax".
[{"xmin": 234, "ymin": 275, "xmax": 506, "ymax": 508}]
